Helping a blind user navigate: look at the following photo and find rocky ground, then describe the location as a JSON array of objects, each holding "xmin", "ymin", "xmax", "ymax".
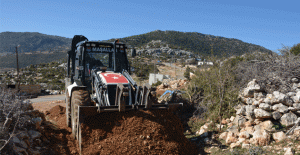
[
  {"xmin": 191, "ymin": 78, "xmax": 300, "ymax": 155},
  {"xmin": 6, "ymin": 102, "xmax": 199, "ymax": 155},
  {"xmin": 4, "ymin": 73, "xmax": 300, "ymax": 155}
]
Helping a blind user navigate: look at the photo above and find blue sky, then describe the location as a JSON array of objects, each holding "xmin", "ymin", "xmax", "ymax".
[{"xmin": 1, "ymin": 0, "xmax": 299, "ymax": 52}]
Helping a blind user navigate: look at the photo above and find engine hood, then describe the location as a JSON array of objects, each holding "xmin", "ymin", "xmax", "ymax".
[{"xmin": 97, "ymin": 72, "xmax": 129, "ymax": 85}]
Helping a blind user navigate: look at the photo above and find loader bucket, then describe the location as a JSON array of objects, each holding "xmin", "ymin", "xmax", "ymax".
[{"xmin": 76, "ymin": 102, "xmax": 182, "ymax": 154}]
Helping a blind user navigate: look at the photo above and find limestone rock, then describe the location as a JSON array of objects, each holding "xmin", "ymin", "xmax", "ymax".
[
  {"xmin": 239, "ymin": 131, "xmax": 250, "ymax": 139},
  {"xmin": 238, "ymin": 137, "xmax": 246, "ymax": 143},
  {"xmin": 293, "ymin": 103, "xmax": 300, "ymax": 110},
  {"xmin": 227, "ymin": 125, "xmax": 239, "ymax": 134},
  {"xmin": 286, "ymin": 97, "xmax": 294, "ymax": 106},
  {"xmin": 254, "ymin": 120, "xmax": 273, "ymax": 131},
  {"xmin": 293, "ymin": 127, "xmax": 300, "ymax": 136},
  {"xmin": 230, "ymin": 116, "xmax": 235, "ymax": 122},
  {"xmin": 254, "ymin": 92, "xmax": 265, "ymax": 100},
  {"xmin": 292, "ymin": 78, "xmax": 299, "ymax": 83},
  {"xmin": 247, "ymin": 79, "xmax": 261, "ymax": 91},
  {"xmin": 236, "ymin": 105, "xmax": 246, "ymax": 115},
  {"xmin": 287, "ymin": 92, "xmax": 296, "ymax": 98},
  {"xmin": 280, "ymin": 112, "xmax": 298, "ymax": 127},
  {"xmin": 272, "ymin": 111, "xmax": 282, "ymax": 120},
  {"xmin": 243, "ymin": 88, "xmax": 255, "ymax": 98},
  {"xmin": 234, "ymin": 104, "xmax": 243, "ymax": 111},
  {"xmin": 259, "ymin": 103, "xmax": 271, "ymax": 111},
  {"xmin": 288, "ymin": 107, "xmax": 297, "ymax": 112},
  {"xmin": 226, "ymin": 131, "xmax": 238, "ymax": 144},
  {"xmin": 17, "ymin": 131, "xmax": 29, "ymax": 140},
  {"xmin": 245, "ymin": 105, "xmax": 256, "ymax": 114},
  {"xmin": 240, "ymin": 126, "xmax": 255, "ymax": 135},
  {"xmin": 264, "ymin": 94, "xmax": 274, "ymax": 105},
  {"xmin": 254, "ymin": 109, "xmax": 272, "ymax": 119},
  {"xmin": 252, "ymin": 100, "xmax": 260, "ymax": 107},
  {"xmin": 196, "ymin": 122, "xmax": 212, "ymax": 135},
  {"xmin": 242, "ymin": 143, "xmax": 250, "ymax": 149},
  {"xmin": 254, "ymin": 118, "xmax": 263, "ymax": 125},
  {"xmin": 292, "ymin": 92, "xmax": 300, "ymax": 103},
  {"xmin": 226, "ymin": 118, "xmax": 231, "ymax": 123},
  {"xmin": 284, "ymin": 147, "xmax": 295, "ymax": 155},
  {"xmin": 244, "ymin": 121, "xmax": 253, "ymax": 127},
  {"xmin": 230, "ymin": 142, "xmax": 241, "ymax": 148},
  {"xmin": 273, "ymin": 103, "xmax": 289, "ymax": 113},
  {"xmin": 221, "ymin": 119, "xmax": 227, "ymax": 125},
  {"xmin": 233, "ymin": 115, "xmax": 247, "ymax": 127},
  {"xmin": 32, "ymin": 117, "xmax": 43, "ymax": 130},
  {"xmin": 272, "ymin": 131, "xmax": 286, "ymax": 142},
  {"xmin": 219, "ymin": 132, "xmax": 228, "ymax": 140},
  {"xmin": 11, "ymin": 136, "xmax": 21, "ymax": 144},
  {"xmin": 273, "ymin": 91, "xmax": 287, "ymax": 104},
  {"xmin": 293, "ymin": 83, "xmax": 300, "ymax": 89},
  {"xmin": 246, "ymin": 98, "xmax": 254, "ymax": 105},
  {"xmin": 251, "ymin": 129, "xmax": 270, "ymax": 146},
  {"xmin": 28, "ymin": 130, "xmax": 41, "ymax": 140}
]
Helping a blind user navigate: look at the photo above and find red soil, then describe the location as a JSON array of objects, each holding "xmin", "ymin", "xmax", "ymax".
[{"xmin": 43, "ymin": 105, "xmax": 198, "ymax": 155}]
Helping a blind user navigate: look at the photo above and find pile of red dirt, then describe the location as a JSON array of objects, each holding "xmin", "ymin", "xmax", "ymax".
[{"xmin": 44, "ymin": 105, "xmax": 198, "ymax": 155}]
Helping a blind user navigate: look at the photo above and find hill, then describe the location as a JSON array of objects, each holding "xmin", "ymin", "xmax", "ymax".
[
  {"xmin": 0, "ymin": 30, "xmax": 272, "ymax": 68},
  {"xmin": 0, "ymin": 32, "xmax": 71, "ymax": 54},
  {"xmin": 0, "ymin": 52, "xmax": 67, "ymax": 68},
  {"xmin": 107, "ymin": 30, "xmax": 272, "ymax": 57},
  {"xmin": 0, "ymin": 32, "xmax": 70, "ymax": 68}
]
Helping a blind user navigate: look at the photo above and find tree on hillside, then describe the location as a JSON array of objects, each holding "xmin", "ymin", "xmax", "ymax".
[
  {"xmin": 184, "ymin": 66, "xmax": 192, "ymax": 80},
  {"xmin": 291, "ymin": 43, "xmax": 300, "ymax": 56}
]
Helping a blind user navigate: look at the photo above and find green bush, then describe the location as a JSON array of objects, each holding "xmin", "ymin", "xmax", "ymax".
[
  {"xmin": 291, "ymin": 43, "xmax": 300, "ymax": 56},
  {"xmin": 184, "ymin": 66, "xmax": 192, "ymax": 80},
  {"xmin": 152, "ymin": 81, "xmax": 162, "ymax": 87},
  {"xmin": 186, "ymin": 56, "xmax": 239, "ymax": 124}
]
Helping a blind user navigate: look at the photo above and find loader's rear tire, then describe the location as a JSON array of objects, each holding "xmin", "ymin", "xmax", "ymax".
[
  {"xmin": 71, "ymin": 89, "xmax": 91, "ymax": 140},
  {"xmin": 66, "ymin": 90, "xmax": 71, "ymax": 127}
]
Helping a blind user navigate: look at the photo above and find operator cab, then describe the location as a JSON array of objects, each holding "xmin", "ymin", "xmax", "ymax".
[{"xmin": 83, "ymin": 41, "xmax": 129, "ymax": 77}]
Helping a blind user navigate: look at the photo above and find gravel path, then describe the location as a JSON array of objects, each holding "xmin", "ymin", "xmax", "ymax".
[
  {"xmin": 27, "ymin": 94, "xmax": 65, "ymax": 103},
  {"xmin": 27, "ymin": 94, "xmax": 66, "ymax": 113}
]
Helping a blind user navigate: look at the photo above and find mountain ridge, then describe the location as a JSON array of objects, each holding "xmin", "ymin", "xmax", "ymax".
[{"xmin": 0, "ymin": 30, "xmax": 272, "ymax": 68}]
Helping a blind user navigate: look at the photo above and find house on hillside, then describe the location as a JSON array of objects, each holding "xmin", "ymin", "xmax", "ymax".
[
  {"xmin": 185, "ymin": 58, "xmax": 196, "ymax": 65},
  {"xmin": 149, "ymin": 73, "xmax": 170, "ymax": 85},
  {"xmin": 198, "ymin": 61, "xmax": 214, "ymax": 66}
]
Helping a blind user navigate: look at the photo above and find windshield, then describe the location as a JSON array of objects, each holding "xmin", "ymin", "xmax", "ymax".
[
  {"xmin": 85, "ymin": 52, "xmax": 114, "ymax": 76},
  {"xmin": 87, "ymin": 52, "xmax": 110, "ymax": 67}
]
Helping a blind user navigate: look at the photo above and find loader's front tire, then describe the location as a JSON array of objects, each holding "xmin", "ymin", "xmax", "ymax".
[{"xmin": 71, "ymin": 89, "xmax": 91, "ymax": 140}]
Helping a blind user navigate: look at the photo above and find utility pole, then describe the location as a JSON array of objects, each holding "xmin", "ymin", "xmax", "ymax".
[
  {"xmin": 174, "ymin": 56, "xmax": 176, "ymax": 80},
  {"xmin": 154, "ymin": 55, "xmax": 156, "ymax": 84},
  {"xmin": 173, "ymin": 56, "xmax": 176, "ymax": 79},
  {"xmin": 16, "ymin": 45, "xmax": 20, "ymax": 93}
]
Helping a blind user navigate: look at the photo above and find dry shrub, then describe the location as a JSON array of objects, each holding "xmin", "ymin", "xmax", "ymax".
[
  {"xmin": 235, "ymin": 51, "xmax": 300, "ymax": 93},
  {"xmin": 0, "ymin": 87, "xmax": 33, "ymax": 153}
]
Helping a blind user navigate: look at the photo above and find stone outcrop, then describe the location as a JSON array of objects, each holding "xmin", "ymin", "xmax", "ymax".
[
  {"xmin": 1, "ymin": 101, "xmax": 46, "ymax": 155},
  {"xmin": 280, "ymin": 112, "xmax": 298, "ymax": 127},
  {"xmin": 214, "ymin": 78, "xmax": 300, "ymax": 148},
  {"xmin": 272, "ymin": 131, "xmax": 286, "ymax": 142}
]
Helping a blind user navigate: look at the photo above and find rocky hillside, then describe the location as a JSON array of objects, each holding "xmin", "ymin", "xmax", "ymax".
[
  {"xmin": 0, "ymin": 32, "xmax": 71, "ymax": 54},
  {"xmin": 0, "ymin": 30, "xmax": 272, "ymax": 68},
  {"xmin": 107, "ymin": 30, "xmax": 272, "ymax": 57},
  {"xmin": 194, "ymin": 78, "xmax": 300, "ymax": 154}
]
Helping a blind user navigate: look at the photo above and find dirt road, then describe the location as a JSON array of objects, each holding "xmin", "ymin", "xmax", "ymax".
[
  {"xmin": 29, "ymin": 94, "xmax": 199, "ymax": 155},
  {"xmin": 28, "ymin": 94, "xmax": 66, "ymax": 113}
]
